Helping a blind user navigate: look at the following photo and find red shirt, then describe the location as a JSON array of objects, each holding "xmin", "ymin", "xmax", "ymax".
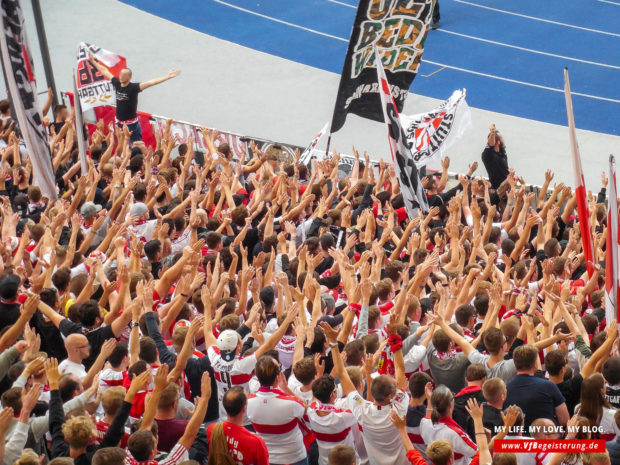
[
  {"xmin": 96, "ymin": 420, "xmax": 129, "ymax": 448},
  {"xmin": 206, "ymin": 421, "xmax": 269, "ymax": 465}
]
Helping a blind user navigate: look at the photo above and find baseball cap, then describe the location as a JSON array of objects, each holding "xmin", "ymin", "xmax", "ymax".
[
  {"xmin": 321, "ymin": 293, "xmax": 335, "ymax": 313},
  {"xmin": 80, "ymin": 201, "xmax": 102, "ymax": 218},
  {"xmin": 0, "ymin": 274, "xmax": 20, "ymax": 300},
  {"xmin": 130, "ymin": 202, "xmax": 148, "ymax": 218},
  {"xmin": 217, "ymin": 330, "xmax": 239, "ymax": 362}
]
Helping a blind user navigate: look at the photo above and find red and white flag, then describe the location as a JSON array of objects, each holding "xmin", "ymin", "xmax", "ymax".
[
  {"xmin": 606, "ymin": 155, "xmax": 619, "ymax": 324},
  {"xmin": 375, "ymin": 50, "xmax": 429, "ymax": 216},
  {"xmin": 76, "ymin": 42, "xmax": 126, "ymax": 111},
  {"xmin": 564, "ymin": 68, "xmax": 594, "ymax": 277},
  {"xmin": 300, "ymin": 122, "xmax": 328, "ymax": 164}
]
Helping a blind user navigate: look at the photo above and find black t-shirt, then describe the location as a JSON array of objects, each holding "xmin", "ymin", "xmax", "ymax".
[
  {"xmin": 0, "ymin": 301, "xmax": 21, "ymax": 333},
  {"xmin": 606, "ymin": 385, "xmax": 620, "ymax": 409},
  {"xmin": 31, "ymin": 311, "xmax": 67, "ymax": 360},
  {"xmin": 59, "ymin": 319, "xmax": 115, "ymax": 369},
  {"xmin": 557, "ymin": 373, "xmax": 583, "ymax": 416},
  {"xmin": 504, "ymin": 374, "xmax": 565, "ymax": 431},
  {"xmin": 111, "ymin": 77, "xmax": 141, "ymax": 122},
  {"xmin": 482, "ymin": 403, "xmax": 504, "ymax": 433}
]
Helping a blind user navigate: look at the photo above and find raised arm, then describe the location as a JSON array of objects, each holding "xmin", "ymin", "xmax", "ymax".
[
  {"xmin": 435, "ymin": 315, "xmax": 476, "ymax": 357},
  {"xmin": 88, "ymin": 53, "xmax": 114, "ymax": 80},
  {"xmin": 177, "ymin": 372, "xmax": 211, "ymax": 450},
  {"xmin": 139, "ymin": 70, "xmax": 181, "ymax": 91},
  {"xmin": 255, "ymin": 307, "xmax": 298, "ymax": 359},
  {"xmin": 322, "ymin": 322, "xmax": 356, "ymax": 395}
]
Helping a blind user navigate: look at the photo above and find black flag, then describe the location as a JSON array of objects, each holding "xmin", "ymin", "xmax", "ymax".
[{"xmin": 330, "ymin": 0, "xmax": 434, "ymax": 133}]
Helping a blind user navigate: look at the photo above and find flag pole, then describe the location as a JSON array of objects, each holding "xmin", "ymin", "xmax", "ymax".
[
  {"xmin": 324, "ymin": 133, "xmax": 332, "ymax": 159},
  {"xmin": 564, "ymin": 67, "xmax": 594, "ymax": 277},
  {"xmin": 606, "ymin": 154, "xmax": 619, "ymax": 324},
  {"xmin": 31, "ymin": 0, "xmax": 58, "ymax": 106}
]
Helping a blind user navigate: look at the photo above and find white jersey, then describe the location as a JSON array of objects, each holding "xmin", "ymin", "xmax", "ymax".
[
  {"xmin": 287, "ymin": 374, "xmax": 314, "ymax": 405},
  {"xmin": 307, "ymin": 402, "xmax": 357, "ymax": 465},
  {"xmin": 247, "ymin": 387, "xmax": 307, "ymax": 465},
  {"xmin": 128, "ymin": 219, "xmax": 157, "ymax": 243},
  {"xmin": 98, "ymin": 368, "xmax": 125, "ymax": 392},
  {"xmin": 207, "ymin": 346, "xmax": 257, "ymax": 420},
  {"xmin": 335, "ymin": 397, "xmax": 368, "ymax": 465},
  {"xmin": 420, "ymin": 417, "xmax": 477, "ymax": 465},
  {"xmin": 346, "ymin": 389, "xmax": 409, "ymax": 465}
]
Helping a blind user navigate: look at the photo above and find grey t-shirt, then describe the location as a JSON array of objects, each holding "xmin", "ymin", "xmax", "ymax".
[
  {"xmin": 426, "ymin": 342, "xmax": 470, "ymax": 393},
  {"xmin": 468, "ymin": 349, "xmax": 517, "ymax": 383}
]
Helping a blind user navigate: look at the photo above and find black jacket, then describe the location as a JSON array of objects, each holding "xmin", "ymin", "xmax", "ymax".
[{"xmin": 50, "ymin": 389, "xmax": 130, "ymax": 465}]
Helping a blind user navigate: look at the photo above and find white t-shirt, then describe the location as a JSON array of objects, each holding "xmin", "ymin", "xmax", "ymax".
[
  {"xmin": 171, "ymin": 228, "xmax": 191, "ymax": 254},
  {"xmin": 346, "ymin": 389, "xmax": 409, "ymax": 465},
  {"xmin": 58, "ymin": 359, "xmax": 87, "ymax": 380},
  {"xmin": 247, "ymin": 387, "xmax": 307, "ymax": 464}
]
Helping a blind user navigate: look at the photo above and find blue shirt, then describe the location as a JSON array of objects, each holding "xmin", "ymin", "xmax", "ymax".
[{"xmin": 504, "ymin": 374, "xmax": 565, "ymax": 431}]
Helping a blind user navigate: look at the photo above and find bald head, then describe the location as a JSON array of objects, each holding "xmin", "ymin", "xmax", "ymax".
[
  {"xmin": 65, "ymin": 334, "xmax": 90, "ymax": 363},
  {"xmin": 530, "ymin": 418, "xmax": 558, "ymax": 439}
]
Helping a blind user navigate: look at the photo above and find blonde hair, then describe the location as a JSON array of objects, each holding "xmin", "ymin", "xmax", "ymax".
[
  {"xmin": 102, "ymin": 386, "xmax": 126, "ymax": 416},
  {"xmin": 426, "ymin": 440, "xmax": 453, "ymax": 465},
  {"xmin": 14, "ymin": 449, "xmax": 39, "ymax": 465},
  {"xmin": 492, "ymin": 453, "xmax": 517, "ymax": 465},
  {"xmin": 62, "ymin": 415, "xmax": 96, "ymax": 449},
  {"xmin": 206, "ymin": 423, "xmax": 236, "ymax": 465}
]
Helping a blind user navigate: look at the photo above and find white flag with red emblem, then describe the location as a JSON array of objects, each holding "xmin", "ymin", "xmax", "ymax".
[
  {"xmin": 299, "ymin": 122, "xmax": 328, "ymax": 164},
  {"xmin": 564, "ymin": 68, "xmax": 594, "ymax": 277},
  {"xmin": 400, "ymin": 89, "xmax": 472, "ymax": 168},
  {"xmin": 375, "ymin": 50, "xmax": 429, "ymax": 216},
  {"xmin": 606, "ymin": 155, "xmax": 619, "ymax": 324}
]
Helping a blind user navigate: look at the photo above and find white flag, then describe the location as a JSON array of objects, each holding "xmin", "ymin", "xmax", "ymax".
[
  {"xmin": 400, "ymin": 89, "xmax": 472, "ymax": 168},
  {"xmin": 0, "ymin": 0, "xmax": 57, "ymax": 199},
  {"xmin": 300, "ymin": 122, "xmax": 329, "ymax": 164}
]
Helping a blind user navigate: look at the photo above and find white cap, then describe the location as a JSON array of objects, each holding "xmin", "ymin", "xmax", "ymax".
[{"xmin": 217, "ymin": 330, "xmax": 239, "ymax": 359}]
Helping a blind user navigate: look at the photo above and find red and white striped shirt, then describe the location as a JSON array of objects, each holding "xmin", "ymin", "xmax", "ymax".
[
  {"xmin": 306, "ymin": 402, "xmax": 357, "ymax": 465},
  {"xmin": 247, "ymin": 387, "xmax": 307, "ymax": 465}
]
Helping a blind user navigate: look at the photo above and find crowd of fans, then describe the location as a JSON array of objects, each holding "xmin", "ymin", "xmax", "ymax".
[{"xmin": 0, "ymin": 61, "xmax": 616, "ymax": 465}]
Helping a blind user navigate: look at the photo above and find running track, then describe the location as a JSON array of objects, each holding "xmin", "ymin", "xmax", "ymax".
[{"xmin": 120, "ymin": 0, "xmax": 620, "ymax": 136}]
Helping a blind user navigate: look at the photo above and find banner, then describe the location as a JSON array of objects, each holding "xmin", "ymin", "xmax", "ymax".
[
  {"xmin": 564, "ymin": 68, "xmax": 594, "ymax": 277},
  {"xmin": 150, "ymin": 116, "xmax": 247, "ymax": 162},
  {"xmin": 299, "ymin": 122, "xmax": 328, "ymax": 164},
  {"xmin": 400, "ymin": 89, "xmax": 472, "ymax": 168},
  {"xmin": 376, "ymin": 50, "xmax": 428, "ymax": 216},
  {"xmin": 0, "ymin": 0, "xmax": 57, "ymax": 199},
  {"xmin": 330, "ymin": 0, "xmax": 434, "ymax": 133},
  {"xmin": 72, "ymin": 72, "xmax": 88, "ymax": 174},
  {"xmin": 76, "ymin": 42, "xmax": 126, "ymax": 111},
  {"xmin": 606, "ymin": 155, "xmax": 619, "ymax": 324}
]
